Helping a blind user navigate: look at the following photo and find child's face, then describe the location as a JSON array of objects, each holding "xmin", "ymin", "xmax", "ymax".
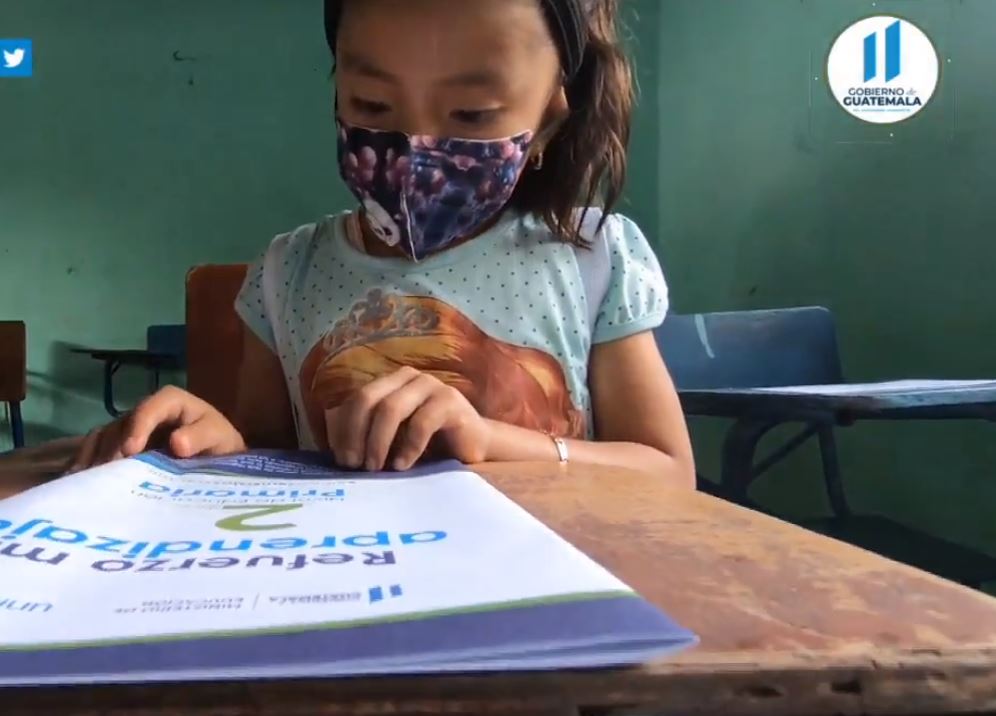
[{"xmin": 335, "ymin": 0, "xmax": 568, "ymax": 140}]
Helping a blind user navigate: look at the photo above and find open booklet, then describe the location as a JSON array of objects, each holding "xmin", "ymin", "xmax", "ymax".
[{"xmin": 0, "ymin": 452, "xmax": 696, "ymax": 685}]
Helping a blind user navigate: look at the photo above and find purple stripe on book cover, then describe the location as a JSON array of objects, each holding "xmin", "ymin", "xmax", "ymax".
[
  {"xmin": 136, "ymin": 452, "xmax": 466, "ymax": 480},
  {"xmin": 0, "ymin": 596, "xmax": 696, "ymax": 684}
]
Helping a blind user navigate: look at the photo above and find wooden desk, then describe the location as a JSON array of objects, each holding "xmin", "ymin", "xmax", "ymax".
[{"xmin": 2, "ymin": 440, "xmax": 996, "ymax": 716}]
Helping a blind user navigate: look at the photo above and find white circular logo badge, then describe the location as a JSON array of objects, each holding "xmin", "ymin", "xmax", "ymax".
[{"xmin": 827, "ymin": 16, "xmax": 939, "ymax": 124}]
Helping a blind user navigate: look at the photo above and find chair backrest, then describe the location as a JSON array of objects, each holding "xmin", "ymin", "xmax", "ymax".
[
  {"xmin": 0, "ymin": 321, "xmax": 26, "ymax": 403},
  {"xmin": 146, "ymin": 324, "xmax": 187, "ymax": 366},
  {"xmin": 654, "ymin": 307, "xmax": 843, "ymax": 390},
  {"xmin": 185, "ymin": 265, "xmax": 249, "ymax": 419}
]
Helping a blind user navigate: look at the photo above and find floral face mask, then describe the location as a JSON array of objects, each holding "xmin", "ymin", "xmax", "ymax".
[{"xmin": 337, "ymin": 118, "xmax": 534, "ymax": 261}]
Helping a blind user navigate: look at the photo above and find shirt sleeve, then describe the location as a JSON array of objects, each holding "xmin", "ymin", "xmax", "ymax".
[
  {"xmin": 234, "ymin": 250, "xmax": 278, "ymax": 352},
  {"xmin": 592, "ymin": 214, "xmax": 670, "ymax": 345}
]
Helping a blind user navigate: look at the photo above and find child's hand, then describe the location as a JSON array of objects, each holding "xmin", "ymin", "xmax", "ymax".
[
  {"xmin": 325, "ymin": 367, "xmax": 491, "ymax": 471},
  {"xmin": 70, "ymin": 386, "xmax": 247, "ymax": 472}
]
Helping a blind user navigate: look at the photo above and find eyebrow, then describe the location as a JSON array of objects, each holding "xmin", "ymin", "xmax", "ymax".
[
  {"xmin": 339, "ymin": 51, "xmax": 397, "ymax": 83},
  {"xmin": 339, "ymin": 51, "xmax": 506, "ymax": 90},
  {"xmin": 440, "ymin": 69, "xmax": 506, "ymax": 90}
]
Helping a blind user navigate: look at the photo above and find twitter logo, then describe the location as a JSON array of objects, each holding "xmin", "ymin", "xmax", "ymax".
[
  {"xmin": 4, "ymin": 48, "xmax": 24, "ymax": 67},
  {"xmin": 0, "ymin": 39, "xmax": 33, "ymax": 77}
]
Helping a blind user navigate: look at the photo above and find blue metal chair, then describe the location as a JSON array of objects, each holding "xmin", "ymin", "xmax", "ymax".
[
  {"xmin": 655, "ymin": 307, "xmax": 848, "ymax": 513},
  {"xmin": 657, "ymin": 307, "xmax": 996, "ymax": 515},
  {"xmin": 655, "ymin": 307, "xmax": 843, "ymax": 391},
  {"xmin": 656, "ymin": 307, "xmax": 996, "ymax": 587}
]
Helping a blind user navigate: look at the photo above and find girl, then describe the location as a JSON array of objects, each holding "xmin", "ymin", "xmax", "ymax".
[{"xmin": 73, "ymin": 0, "xmax": 695, "ymax": 488}]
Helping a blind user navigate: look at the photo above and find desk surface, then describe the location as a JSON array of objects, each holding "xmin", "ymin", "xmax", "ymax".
[
  {"xmin": 2, "ymin": 440, "xmax": 995, "ymax": 716},
  {"xmin": 70, "ymin": 348, "xmax": 182, "ymax": 368},
  {"xmin": 680, "ymin": 379, "xmax": 996, "ymax": 420}
]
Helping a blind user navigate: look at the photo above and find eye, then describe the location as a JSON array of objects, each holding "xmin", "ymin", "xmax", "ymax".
[
  {"xmin": 451, "ymin": 108, "xmax": 503, "ymax": 126},
  {"xmin": 350, "ymin": 97, "xmax": 391, "ymax": 116}
]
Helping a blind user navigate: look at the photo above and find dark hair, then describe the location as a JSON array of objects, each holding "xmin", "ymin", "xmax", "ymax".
[
  {"xmin": 513, "ymin": 0, "xmax": 634, "ymax": 246},
  {"xmin": 326, "ymin": 0, "xmax": 634, "ymax": 247}
]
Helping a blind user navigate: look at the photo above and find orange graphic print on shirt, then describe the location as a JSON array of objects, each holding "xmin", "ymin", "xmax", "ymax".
[{"xmin": 298, "ymin": 289, "xmax": 586, "ymax": 448}]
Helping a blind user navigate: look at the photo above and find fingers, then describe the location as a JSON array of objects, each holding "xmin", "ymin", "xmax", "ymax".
[
  {"xmin": 326, "ymin": 367, "xmax": 421, "ymax": 469},
  {"xmin": 170, "ymin": 418, "xmax": 210, "ymax": 458},
  {"xmin": 122, "ymin": 387, "xmax": 203, "ymax": 457},
  {"xmin": 324, "ymin": 404, "xmax": 344, "ymax": 463},
  {"xmin": 93, "ymin": 426, "xmax": 127, "ymax": 467},
  {"xmin": 69, "ymin": 421, "xmax": 129, "ymax": 474},
  {"xmin": 325, "ymin": 368, "xmax": 478, "ymax": 472},
  {"xmin": 169, "ymin": 415, "xmax": 246, "ymax": 458},
  {"xmin": 66, "ymin": 387, "xmax": 222, "ymax": 474},
  {"xmin": 68, "ymin": 428, "xmax": 103, "ymax": 474},
  {"xmin": 391, "ymin": 392, "xmax": 452, "ymax": 471},
  {"xmin": 364, "ymin": 375, "xmax": 441, "ymax": 471}
]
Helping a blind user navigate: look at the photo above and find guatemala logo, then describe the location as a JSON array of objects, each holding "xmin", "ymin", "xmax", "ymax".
[{"xmin": 827, "ymin": 16, "xmax": 939, "ymax": 124}]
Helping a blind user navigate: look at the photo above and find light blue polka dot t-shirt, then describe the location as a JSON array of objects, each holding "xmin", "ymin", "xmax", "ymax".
[{"xmin": 235, "ymin": 208, "xmax": 668, "ymax": 450}]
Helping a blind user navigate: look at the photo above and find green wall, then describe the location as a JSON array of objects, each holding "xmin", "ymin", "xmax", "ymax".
[
  {"xmin": 0, "ymin": 0, "xmax": 350, "ymax": 446},
  {"xmin": 1, "ymin": 2, "xmax": 994, "ymax": 564}
]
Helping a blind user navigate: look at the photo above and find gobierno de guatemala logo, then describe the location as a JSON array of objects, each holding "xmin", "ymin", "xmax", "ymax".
[{"xmin": 827, "ymin": 17, "xmax": 939, "ymax": 124}]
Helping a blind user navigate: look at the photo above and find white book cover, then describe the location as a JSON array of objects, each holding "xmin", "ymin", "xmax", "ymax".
[{"xmin": 0, "ymin": 452, "xmax": 695, "ymax": 685}]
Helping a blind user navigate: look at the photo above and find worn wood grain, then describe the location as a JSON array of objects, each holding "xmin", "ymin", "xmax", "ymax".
[{"xmin": 1, "ymin": 442, "xmax": 995, "ymax": 715}]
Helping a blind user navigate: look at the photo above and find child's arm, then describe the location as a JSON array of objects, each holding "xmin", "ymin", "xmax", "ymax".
[
  {"xmin": 69, "ymin": 387, "xmax": 246, "ymax": 471},
  {"xmin": 481, "ymin": 332, "xmax": 696, "ymax": 489},
  {"xmin": 326, "ymin": 334, "xmax": 695, "ymax": 489}
]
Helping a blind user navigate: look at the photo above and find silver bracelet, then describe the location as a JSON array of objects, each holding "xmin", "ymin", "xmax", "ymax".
[{"xmin": 550, "ymin": 435, "xmax": 569, "ymax": 464}]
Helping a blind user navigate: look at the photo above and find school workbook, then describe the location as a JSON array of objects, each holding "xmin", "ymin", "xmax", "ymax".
[{"xmin": 0, "ymin": 452, "xmax": 695, "ymax": 685}]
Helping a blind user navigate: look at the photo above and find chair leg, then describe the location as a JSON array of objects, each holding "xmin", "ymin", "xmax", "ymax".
[
  {"xmin": 103, "ymin": 360, "xmax": 123, "ymax": 418},
  {"xmin": 720, "ymin": 419, "xmax": 779, "ymax": 507},
  {"xmin": 9, "ymin": 402, "xmax": 25, "ymax": 449},
  {"xmin": 818, "ymin": 426, "xmax": 851, "ymax": 518},
  {"xmin": 752, "ymin": 423, "xmax": 820, "ymax": 478}
]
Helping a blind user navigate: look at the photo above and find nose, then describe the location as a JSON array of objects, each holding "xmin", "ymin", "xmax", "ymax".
[{"xmin": 391, "ymin": 101, "xmax": 447, "ymax": 138}]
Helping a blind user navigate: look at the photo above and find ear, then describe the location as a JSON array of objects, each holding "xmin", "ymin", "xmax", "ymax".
[{"xmin": 534, "ymin": 85, "xmax": 570, "ymax": 153}]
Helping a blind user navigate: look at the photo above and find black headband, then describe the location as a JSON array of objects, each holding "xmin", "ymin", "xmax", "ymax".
[{"xmin": 323, "ymin": 0, "xmax": 588, "ymax": 81}]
